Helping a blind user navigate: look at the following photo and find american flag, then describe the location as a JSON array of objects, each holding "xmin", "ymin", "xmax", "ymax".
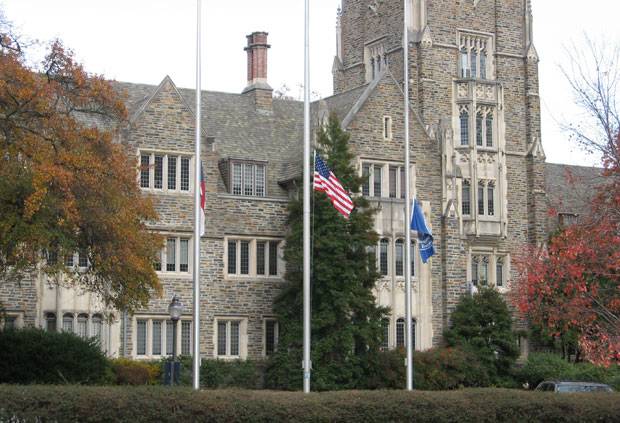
[
  {"xmin": 314, "ymin": 152, "xmax": 354, "ymax": 219},
  {"xmin": 200, "ymin": 162, "xmax": 206, "ymax": 236}
]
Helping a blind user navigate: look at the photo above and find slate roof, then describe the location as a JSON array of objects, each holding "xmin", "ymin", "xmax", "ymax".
[
  {"xmin": 109, "ymin": 78, "xmax": 607, "ymax": 213},
  {"xmin": 544, "ymin": 163, "xmax": 604, "ymax": 216}
]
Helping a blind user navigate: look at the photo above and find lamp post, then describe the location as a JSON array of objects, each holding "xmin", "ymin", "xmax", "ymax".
[{"xmin": 168, "ymin": 295, "xmax": 183, "ymax": 386}]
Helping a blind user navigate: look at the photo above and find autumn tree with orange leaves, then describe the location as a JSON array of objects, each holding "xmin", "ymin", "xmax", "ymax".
[
  {"xmin": 0, "ymin": 16, "xmax": 162, "ymax": 311},
  {"xmin": 514, "ymin": 39, "xmax": 620, "ymax": 366}
]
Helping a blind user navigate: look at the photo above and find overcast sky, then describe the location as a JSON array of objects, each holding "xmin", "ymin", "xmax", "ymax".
[{"xmin": 3, "ymin": 0, "xmax": 619, "ymax": 166}]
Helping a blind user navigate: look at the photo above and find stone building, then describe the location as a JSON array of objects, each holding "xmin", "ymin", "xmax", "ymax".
[{"xmin": 0, "ymin": 0, "xmax": 602, "ymax": 360}]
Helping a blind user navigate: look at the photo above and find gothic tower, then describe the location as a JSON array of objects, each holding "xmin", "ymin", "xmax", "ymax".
[{"xmin": 333, "ymin": 0, "xmax": 542, "ymax": 345}]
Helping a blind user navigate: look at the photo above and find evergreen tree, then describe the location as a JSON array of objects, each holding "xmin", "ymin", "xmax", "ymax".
[
  {"xmin": 444, "ymin": 288, "xmax": 519, "ymax": 381},
  {"xmin": 266, "ymin": 114, "xmax": 386, "ymax": 390}
]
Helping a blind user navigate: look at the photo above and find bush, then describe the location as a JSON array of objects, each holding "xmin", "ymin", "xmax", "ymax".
[
  {"xmin": 362, "ymin": 349, "xmax": 405, "ymax": 389},
  {"xmin": 110, "ymin": 359, "xmax": 161, "ymax": 385},
  {"xmin": 414, "ymin": 347, "xmax": 495, "ymax": 390},
  {"xmin": 444, "ymin": 288, "xmax": 519, "ymax": 384},
  {"xmin": 514, "ymin": 352, "xmax": 573, "ymax": 388},
  {"xmin": 0, "ymin": 328, "xmax": 109, "ymax": 384},
  {"xmin": 0, "ymin": 386, "xmax": 619, "ymax": 422},
  {"xmin": 363, "ymin": 347, "xmax": 498, "ymax": 390},
  {"xmin": 515, "ymin": 353, "xmax": 620, "ymax": 390},
  {"xmin": 200, "ymin": 359, "xmax": 264, "ymax": 389}
]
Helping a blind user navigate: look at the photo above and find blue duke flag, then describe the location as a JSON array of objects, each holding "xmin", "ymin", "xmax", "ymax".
[{"xmin": 410, "ymin": 199, "xmax": 435, "ymax": 263}]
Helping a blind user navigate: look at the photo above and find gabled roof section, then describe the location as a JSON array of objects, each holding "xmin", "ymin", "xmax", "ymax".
[
  {"xmin": 340, "ymin": 68, "xmax": 388, "ymax": 129},
  {"xmin": 126, "ymin": 76, "xmax": 195, "ymax": 126},
  {"xmin": 330, "ymin": 66, "xmax": 433, "ymax": 140}
]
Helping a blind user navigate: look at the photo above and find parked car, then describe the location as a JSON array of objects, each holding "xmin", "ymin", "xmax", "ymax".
[{"xmin": 535, "ymin": 381, "xmax": 615, "ymax": 393}]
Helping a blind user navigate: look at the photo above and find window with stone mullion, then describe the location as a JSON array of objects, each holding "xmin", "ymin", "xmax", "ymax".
[
  {"xmin": 462, "ymin": 180, "xmax": 471, "ymax": 215},
  {"xmin": 269, "ymin": 241, "xmax": 278, "ymax": 276},
  {"xmin": 395, "ymin": 239, "xmax": 404, "ymax": 276},
  {"xmin": 496, "ymin": 258, "xmax": 504, "ymax": 287},
  {"xmin": 460, "ymin": 108, "xmax": 469, "ymax": 146},
  {"xmin": 381, "ymin": 318, "xmax": 390, "ymax": 350},
  {"xmin": 362, "ymin": 164, "xmax": 371, "ymax": 196},
  {"xmin": 476, "ymin": 112, "xmax": 484, "ymax": 146},
  {"xmin": 486, "ymin": 112, "xmax": 494, "ymax": 147},
  {"xmin": 478, "ymin": 183, "xmax": 485, "ymax": 216},
  {"xmin": 256, "ymin": 241, "xmax": 266, "ymax": 275},
  {"xmin": 140, "ymin": 155, "xmax": 150, "ymax": 188},
  {"xmin": 154, "ymin": 155, "xmax": 163, "ymax": 189},
  {"xmin": 379, "ymin": 239, "xmax": 389, "ymax": 276},
  {"xmin": 265, "ymin": 320, "xmax": 277, "ymax": 355},
  {"xmin": 373, "ymin": 165, "xmax": 382, "ymax": 197}
]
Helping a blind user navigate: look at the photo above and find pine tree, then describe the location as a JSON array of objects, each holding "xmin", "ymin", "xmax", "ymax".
[{"xmin": 266, "ymin": 114, "xmax": 386, "ymax": 390}]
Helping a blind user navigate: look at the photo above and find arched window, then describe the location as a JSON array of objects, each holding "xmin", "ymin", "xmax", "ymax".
[
  {"xmin": 45, "ymin": 312, "xmax": 56, "ymax": 332},
  {"xmin": 381, "ymin": 318, "xmax": 390, "ymax": 350},
  {"xmin": 476, "ymin": 111, "xmax": 484, "ymax": 146},
  {"xmin": 396, "ymin": 318, "xmax": 405, "ymax": 348},
  {"xmin": 488, "ymin": 181, "xmax": 495, "ymax": 216},
  {"xmin": 460, "ymin": 109, "xmax": 469, "ymax": 146},
  {"xmin": 77, "ymin": 314, "xmax": 88, "ymax": 338},
  {"xmin": 92, "ymin": 314, "xmax": 103, "ymax": 340},
  {"xmin": 379, "ymin": 239, "xmax": 389, "ymax": 276},
  {"xmin": 62, "ymin": 313, "xmax": 74, "ymax": 333},
  {"xmin": 462, "ymin": 180, "xmax": 471, "ymax": 215},
  {"xmin": 396, "ymin": 318, "xmax": 416, "ymax": 349},
  {"xmin": 395, "ymin": 239, "xmax": 404, "ymax": 276},
  {"xmin": 486, "ymin": 112, "xmax": 494, "ymax": 147}
]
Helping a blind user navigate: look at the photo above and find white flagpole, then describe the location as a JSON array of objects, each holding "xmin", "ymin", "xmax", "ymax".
[
  {"xmin": 302, "ymin": 0, "xmax": 312, "ymax": 394},
  {"xmin": 192, "ymin": 0, "xmax": 202, "ymax": 391},
  {"xmin": 403, "ymin": 0, "xmax": 414, "ymax": 391}
]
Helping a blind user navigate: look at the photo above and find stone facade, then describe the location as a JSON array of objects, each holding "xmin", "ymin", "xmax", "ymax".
[{"xmin": 1, "ymin": 1, "xmax": 602, "ymax": 360}]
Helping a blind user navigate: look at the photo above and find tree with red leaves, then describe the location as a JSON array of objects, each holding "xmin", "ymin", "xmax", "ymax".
[{"xmin": 515, "ymin": 134, "xmax": 620, "ymax": 366}]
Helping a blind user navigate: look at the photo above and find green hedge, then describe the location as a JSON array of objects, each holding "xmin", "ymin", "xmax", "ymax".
[
  {"xmin": 200, "ymin": 359, "xmax": 264, "ymax": 389},
  {"xmin": 0, "ymin": 386, "xmax": 618, "ymax": 422},
  {"xmin": 0, "ymin": 328, "xmax": 109, "ymax": 384}
]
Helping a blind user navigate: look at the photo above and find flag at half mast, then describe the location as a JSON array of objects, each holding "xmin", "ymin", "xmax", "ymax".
[{"xmin": 313, "ymin": 152, "xmax": 354, "ymax": 219}]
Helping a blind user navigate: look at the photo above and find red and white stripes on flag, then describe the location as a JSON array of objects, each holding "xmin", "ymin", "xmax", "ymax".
[{"xmin": 313, "ymin": 152, "xmax": 354, "ymax": 219}]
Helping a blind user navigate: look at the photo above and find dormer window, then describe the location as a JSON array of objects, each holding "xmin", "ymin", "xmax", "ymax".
[{"xmin": 230, "ymin": 161, "xmax": 267, "ymax": 197}]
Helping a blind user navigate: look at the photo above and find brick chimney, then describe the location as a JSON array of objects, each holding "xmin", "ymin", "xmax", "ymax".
[{"xmin": 242, "ymin": 31, "xmax": 273, "ymax": 111}]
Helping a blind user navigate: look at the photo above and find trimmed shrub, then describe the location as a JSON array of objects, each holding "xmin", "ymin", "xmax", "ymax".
[
  {"xmin": 0, "ymin": 386, "xmax": 619, "ymax": 422},
  {"xmin": 200, "ymin": 359, "xmax": 264, "ymax": 389},
  {"xmin": 0, "ymin": 328, "xmax": 109, "ymax": 384},
  {"xmin": 110, "ymin": 359, "xmax": 161, "ymax": 385}
]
